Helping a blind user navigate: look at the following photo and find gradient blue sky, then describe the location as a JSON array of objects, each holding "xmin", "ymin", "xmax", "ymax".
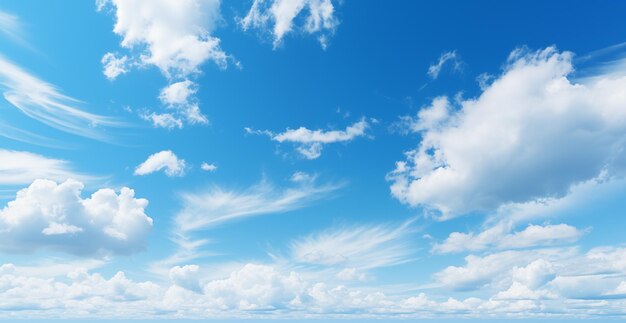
[{"xmin": 1, "ymin": 0, "xmax": 626, "ymax": 320}]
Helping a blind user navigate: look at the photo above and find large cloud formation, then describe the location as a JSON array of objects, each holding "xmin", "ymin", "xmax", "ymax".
[
  {"xmin": 0, "ymin": 179, "xmax": 152, "ymax": 256},
  {"xmin": 389, "ymin": 47, "xmax": 626, "ymax": 218},
  {"xmin": 98, "ymin": 0, "xmax": 228, "ymax": 128}
]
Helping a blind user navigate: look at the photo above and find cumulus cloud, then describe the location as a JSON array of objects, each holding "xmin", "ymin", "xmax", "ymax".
[
  {"xmin": 0, "ymin": 55, "xmax": 122, "ymax": 141},
  {"xmin": 246, "ymin": 118, "xmax": 370, "ymax": 159},
  {"xmin": 158, "ymin": 80, "xmax": 208, "ymax": 126},
  {"xmin": 433, "ymin": 223, "xmax": 584, "ymax": 254},
  {"xmin": 389, "ymin": 47, "xmax": 626, "ymax": 218},
  {"xmin": 169, "ymin": 265, "xmax": 202, "ymax": 292},
  {"xmin": 99, "ymin": 0, "xmax": 230, "ymax": 128},
  {"xmin": 427, "ymin": 50, "xmax": 462, "ymax": 79},
  {"xmin": 2, "ymin": 254, "xmax": 626, "ymax": 318},
  {"xmin": 434, "ymin": 248, "xmax": 571, "ymax": 291},
  {"xmin": 290, "ymin": 219, "xmax": 416, "ymax": 269},
  {"xmin": 240, "ymin": 0, "xmax": 339, "ymax": 49},
  {"xmin": 101, "ymin": 52, "xmax": 129, "ymax": 80},
  {"xmin": 98, "ymin": 0, "xmax": 227, "ymax": 77},
  {"xmin": 0, "ymin": 179, "xmax": 152, "ymax": 256},
  {"xmin": 200, "ymin": 162, "xmax": 217, "ymax": 172},
  {"xmin": 134, "ymin": 150, "xmax": 186, "ymax": 177},
  {"xmin": 139, "ymin": 111, "xmax": 183, "ymax": 129}
]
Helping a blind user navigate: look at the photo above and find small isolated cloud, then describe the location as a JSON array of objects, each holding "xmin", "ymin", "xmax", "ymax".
[
  {"xmin": 0, "ymin": 179, "xmax": 152, "ymax": 256},
  {"xmin": 246, "ymin": 118, "xmax": 370, "ymax": 159},
  {"xmin": 134, "ymin": 150, "xmax": 186, "ymax": 177},
  {"xmin": 200, "ymin": 162, "xmax": 217, "ymax": 172},
  {"xmin": 389, "ymin": 47, "xmax": 626, "ymax": 218},
  {"xmin": 139, "ymin": 112, "xmax": 184, "ymax": 130},
  {"xmin": 427, "ymin": 50, "xmax": 462, "ymax": 79},
  {"xmin": 157, "ymin": 80, "xmax": 208, "ymax": 126},
  {"xmin": 240, "ymin": 0, "xmax": 339, "ymax": 49},
  {"xmin": 101, "ymin": 52, "xmax": 129, "ymax": 80}
]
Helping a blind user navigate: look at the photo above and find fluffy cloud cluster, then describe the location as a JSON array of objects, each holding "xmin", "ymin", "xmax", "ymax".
[
  {"xmin": 2, "ymin": 255, "xmax": 626, "ymax": 318},
  {"xmin": 240, "ymin": 0, "xmax": 339, "ymax": 49},
  {"xmin": 134, "ymin": 150, "xmax": 186, "ymax": 177},
  {"xmin": 389, "ymin": 47, "xmax": 626, "ymax": 217},
  {"xmin": 98, "ymin": 0, "xmax": 229, "ymax": 128},
  {"xmin": 434, "ymin": 245, "xmax": 626, "ymax": 307},
  {"xmin": 98, "ymin": 0, "xmax": 226, "ymax": 77},
  {"xmin": 0, "ymin": 179, "xmax": 152, "ymax": 256},
  {"xmin": 246, "ymin": 118, "xmax": 370, "ymax": 159}
]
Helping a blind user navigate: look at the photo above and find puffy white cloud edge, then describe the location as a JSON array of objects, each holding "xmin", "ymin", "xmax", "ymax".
[{"xmin": 0, "ymin": 178, "xmax": 152, "ymax": 256}]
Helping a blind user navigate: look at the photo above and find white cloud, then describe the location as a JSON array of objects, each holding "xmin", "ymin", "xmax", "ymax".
[
  {"xmin": 388, "ymin": 47, "xmax": 626, "ymax": 218},
  {"xmin": 511, "ymin": 259, "xmax": 556, "ymax": 290},
  {"xmin": 0, "ymin": 179, "xmax": 152, "ymax": 256},
  {"xmin": 0, "ymin": 55, "xmax": 122, "ymax": 141},
  {"xmin": 434, "ymin": 248, "xmax": 571, "ymax": 291},
  {"xmin": 200, "ymin": 162, "xmax": 217, "ymax": 172},
  {"xmin": 395, "ymin": 96, "xmax": 451, "ymax": 134},
  {"xmin": 101, "ymin": 52, "xmax": 129, "ymax": 80},
  {"xmin": 203, "ymin": 263, "xmax": 306, "ymax": 310},
  {"xmin": 99, "ymin": 0, "xmax": 227, "ymax": 77},
  {"xmin": 150, "ymin": 178, "xmax": 341, "ymax": 273},
  {"xmin": 134, "ymin": 150, "xmax": 186, "ymax": 177},
  {"xmin": 99, "ymin": 0, "xmax": 231, "ymax": 129},
  {"xmin": 0, "ymin": 10, "xmax": 21, "ymax": 41},
  {"xmin": 169, "ymin": 265, "xmax": 202, "ymax": 292},
  {"xmin": 427, "ymin": 51, "xmax": 462, "ymax": 79},
  {"xmin": 241, "ymin": 0, "xmax": 339, "ymax": 49},
  {"xmin": 159, "ymin": 80, "xmax": 196, "ymax": 106},
  {"xmin": 0, "ymin": 149, "xmax": 95, "ymax": 187},
  {"xmin": 433, "ymin": 223, "xmax": 584, "ymax": 254},
  {"xmin": 2, "ymin": 254, "xmax": 626, "ymax": 318},
  {"xmin": 140, "ymin": 111, "xmax": 183, "ymax": 129},
  {"xmin": 174, "ymin": 179, "xmax": 340, "ymax": 235},
  {"xmin": 247, "ymin": 118, "xmax": 370, "ymax": 159},
  {"xmin": 157, "ymin": 80, "xmax": 209, "ymax": 126},
  {"xmin": 290, "ymin": 220, "xmax": 415, "ymax": 269}
]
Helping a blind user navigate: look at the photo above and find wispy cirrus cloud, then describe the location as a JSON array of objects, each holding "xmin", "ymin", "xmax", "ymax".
[
  {"xmin": 290, "ymin": 219, "xmax": 417, "ymax": 270},
  {"xmin": 151, "ymin": 174, "xmax": 342, "ymax": 274},
  {"xmin": 0, "ymin": 149, "xmax": 98, "ymax": 187},
  {"xmin": 0, "ymin": 55, "xmax": 123, "ymax": 141},
  {"xmin": 427, "ymin": 50, "xmax": 462, "ymax": 79}
]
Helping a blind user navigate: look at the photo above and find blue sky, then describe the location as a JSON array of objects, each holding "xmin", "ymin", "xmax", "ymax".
[{"xmin": 1, "ymin": 0, "xmax": 626, "ymax": 320}]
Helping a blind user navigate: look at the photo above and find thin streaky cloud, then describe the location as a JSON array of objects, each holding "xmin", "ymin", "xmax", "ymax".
[{"xmin": 0, "ymin": 55, "xmax": 125, "ymax": 141}]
